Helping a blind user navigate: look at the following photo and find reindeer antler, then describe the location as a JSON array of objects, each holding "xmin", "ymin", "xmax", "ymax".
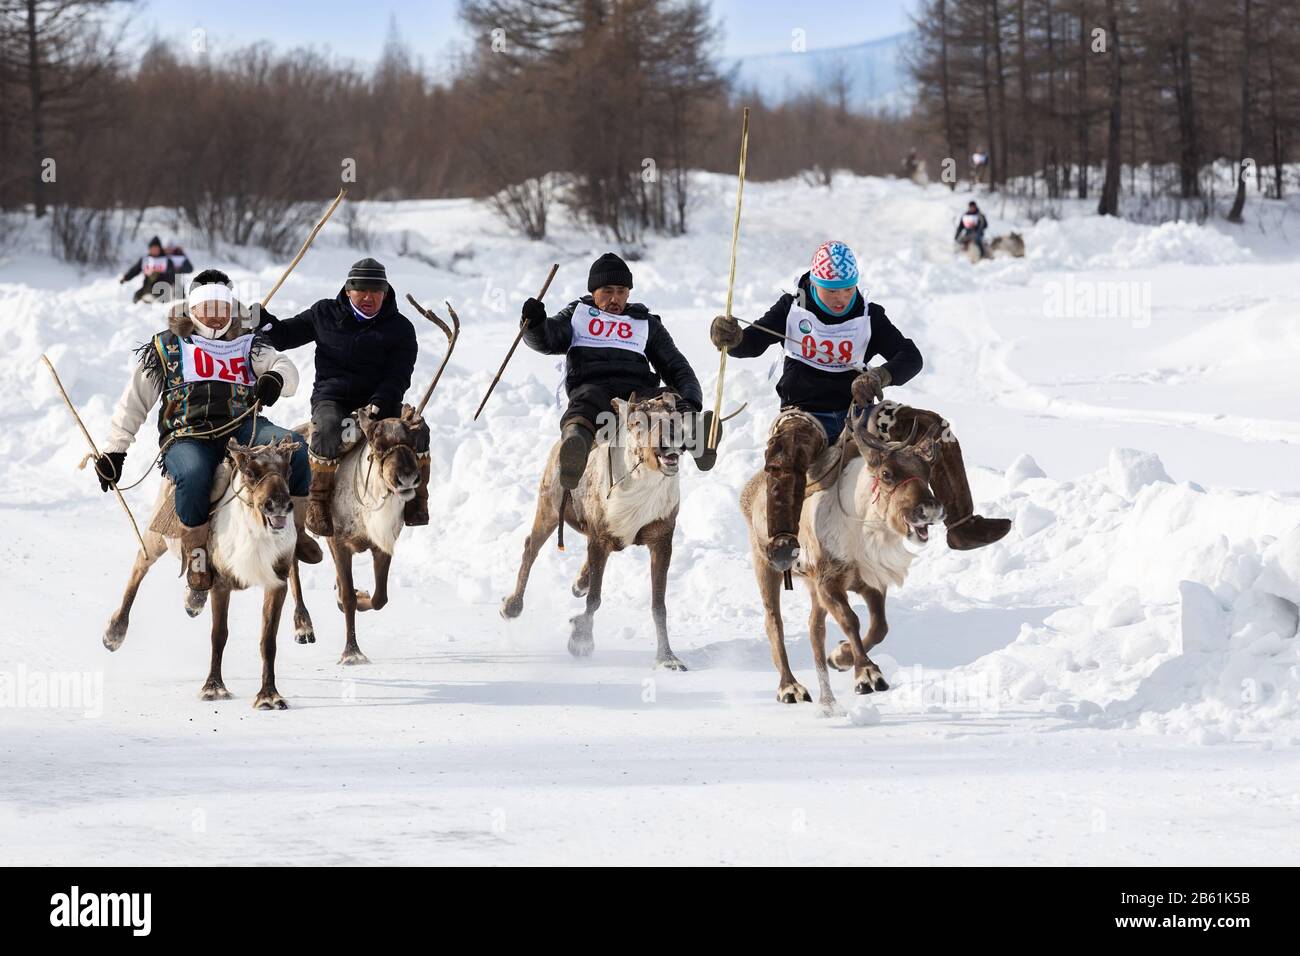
[{"xmin": 406, "ymin": 294, "xmax": 462, "ymax": 416}]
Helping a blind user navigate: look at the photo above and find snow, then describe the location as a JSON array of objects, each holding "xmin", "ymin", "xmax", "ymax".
[{"xmin": 3, "ymin": 173, "xmax": 1299, "ymax": 865}]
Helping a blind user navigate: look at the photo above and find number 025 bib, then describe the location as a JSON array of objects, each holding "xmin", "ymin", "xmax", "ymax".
[
  {"xmin": 784, "ymin": 304, "xmax": 869, "ymax": 372},
  {"xmin": 179, "ymin": 333, "xmax": 256, "ymax": 386},
  {"xmin": 569, "ymin": 305, "xmax": 649, "ymax": 354}
]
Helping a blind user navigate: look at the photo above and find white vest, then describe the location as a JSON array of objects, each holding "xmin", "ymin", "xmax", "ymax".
[
  {"xmin": 568, "ymin": 304, "xmax": 648, "ymax": 355},
  {"xmin": 961, "ymin": 213, "xmax": 982, "ymax": 230},
  {"xmin": 784, "ymin": 302, "xmax": 870, "ymax": 373},
  {"xmin": 179, "ymin": 333, "xmax": 256, "ymax": 386}
]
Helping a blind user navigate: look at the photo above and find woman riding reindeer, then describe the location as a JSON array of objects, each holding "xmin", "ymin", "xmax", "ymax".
[{"xmin": 710, "ymin": 240, "xmax": 1011, "ymax": 574}]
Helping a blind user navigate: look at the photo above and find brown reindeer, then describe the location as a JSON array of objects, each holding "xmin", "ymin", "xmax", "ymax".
[
  {"xmin": 501, "ymin": 392, "xmax": 689, "ymax": 670},
  {"xmin": 741, "ymin": 409, "xmax": 944, "ymax": 715},
  {"xmin": 287, "ymin": 406, "xmax": 425, "ymax": 665},
  {"xmin": 103, "ymin": 437, "xmax": 301, "ymax": 709}
]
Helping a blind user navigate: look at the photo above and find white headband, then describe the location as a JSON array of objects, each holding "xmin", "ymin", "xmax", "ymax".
[{"xmin": 188, "ymin": 284, "xmax": 235, "ymax": 310}]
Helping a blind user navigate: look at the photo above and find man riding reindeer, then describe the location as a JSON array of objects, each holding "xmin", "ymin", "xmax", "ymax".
[
  {"xmin": 93, "ymin": 269, "xmax": 318, "ymax": 611},
  {"xmin": 257, "ymin": 258, "xmax": 427, "ymax": 538},
  {"xmin": 710, "ymin": 240, "xmax": 1011, "ymax": 573},
  {"xmin": 519, "ymin": 252, "xmax": 713, "ymax": 486}
]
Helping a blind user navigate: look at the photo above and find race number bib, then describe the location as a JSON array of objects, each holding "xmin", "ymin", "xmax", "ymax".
[
  {"xmin": 569, "ymin": 305, "xmax": 648, "ymax": 354},
  {"xmin": 784, "ymin": 304, "xmax": 870, "ymax": 372},
  {"xmin": 961, "ymin": 214, "xmax": 981, "ymax": 229},
  {"xmin": 141, "ymin": 255, "xmax": 170, "ymax": 276},
  {"xmin": 179, "ymin": 334, "xmax": 256, "ymax": 386}
]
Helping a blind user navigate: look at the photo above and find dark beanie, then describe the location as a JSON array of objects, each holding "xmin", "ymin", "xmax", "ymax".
[
  {"xmin": 587, "ymin": 253, "xmax": 633, "ymax": 292},
  {"xmin": 345, "ymin": 257, "xmax": 388, "ymax": 291},
  {"xmin": 147, "ymin": 235, "xmax": 162, "ymax": 248}
]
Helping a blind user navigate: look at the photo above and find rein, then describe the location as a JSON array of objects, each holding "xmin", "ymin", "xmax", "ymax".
[{"xmin": 355, "ymin": 442, "xmax": 410, "ymax": 511}]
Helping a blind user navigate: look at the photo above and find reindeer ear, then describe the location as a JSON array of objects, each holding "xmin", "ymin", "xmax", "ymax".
[
  {"xmin": 914, "ymin": 437, "xmax": 936, "ymax": 463},
  {"xmin": 610, "ymin": 397, "xmax": 629, "ymax": 418},
  {"xmin": 226, "ymin": 438, "xmax": 250, "ymax": 469},
  {"xmin": 663, "ymin": 391, "xmax": 677, "ymax": 410},
  {"xmin": 355, "ymin": 406, "xmax": 378, "ymax": 438},
  {"xmin": 627, "ymin": 391, "xmax": 638, "ymax": 407}
]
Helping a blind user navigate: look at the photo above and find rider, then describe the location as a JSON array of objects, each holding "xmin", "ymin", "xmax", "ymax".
[
  {"xmin": 709, "ymin": 240, "xmax": 1011, "ymax": 572},
  {"xmin": 955, "ymin": 201, "xmax": 989, "ymax": 259},
  {"xmin": 119, "ymin": 236, "xmax": 176, "ymax": 304},
  {"xmin": 257, "ymin": 257, "xmax": 425, "ymax": 537},
  {"xmin": 519, "ymin": 252, "xmax": 710, "ymax": 490},
  {"xmin": 94, "ymin": 269, "xmax": 318, "ymax": 610}
]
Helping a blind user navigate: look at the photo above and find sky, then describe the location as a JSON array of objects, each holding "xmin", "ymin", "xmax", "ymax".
[{"xmin": 125, "ymin": 0, "xmax": 918, "ymax": 68}]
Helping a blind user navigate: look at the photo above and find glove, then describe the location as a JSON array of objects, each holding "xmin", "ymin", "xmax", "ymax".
[
  {"xmin": 851, "ymin": 367, "xmax": 891, "ymax": 406},
  {"xmin": 253, "ymin": 371, "xmax": 283, "ymax": 407},
  {"xmin": 521, "ymin": 298, "xmax": 546, "ymax": 329},
  {"xmin": 709, "ymin": 314, "xmax": 743, "ymax": 351},
  {"xmin": 94, "ymin": 452, "xmax": 126, "ymax": 492}
]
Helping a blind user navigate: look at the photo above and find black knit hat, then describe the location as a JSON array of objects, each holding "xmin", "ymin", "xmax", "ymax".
[
  {"xmin": 345, "ymin": 257, "xmax": 388, "ymax": 292},
  {"xmin": 587, "ymin": 252, "xmax": 633, "ymax": 293}
]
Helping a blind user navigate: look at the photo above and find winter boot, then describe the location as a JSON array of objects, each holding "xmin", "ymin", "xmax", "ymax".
[
  {"xmin": 292, "ymin": 498, "xmax": 323, "ymax": 564},
  {"xmin": 404, "ymin": 453, "xmax": 431, "ymax": 527},
  {"xmin": 692, "ymin": 410, "xmax": 719, "ymax": 472},
  {"xmin": 764, "ymin": 412, "xmax": 826, "ymax": 572},
  {"xmin": 558, "ymin": 421, "xmax": 595, "ymax": 491},
  {"xmin": 889, "ymin": 406, "xmax": 1011, "ymax": 551},
  {"xmin": 180, "ymin": 522, "xmax": 212, "ymax": 617},
  {"xmin": 306, "ymin": 455, "xmax": 338, "ymax": 537}
]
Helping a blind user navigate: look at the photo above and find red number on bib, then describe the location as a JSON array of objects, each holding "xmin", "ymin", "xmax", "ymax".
[
  {"xmin": 801, "ymin": 335, "xmax": 817, "ymax": 359},
  {"xmin": 227, "ymin": 356, "xmax": 248, "ymax": 382},
  {"xmin": 838, "ymin": 341, "xmax": 854, "ymax": 364},
  {"xmin": 194, "ymin": 347, "xmax": 214, "ymax": 378},
  {"xmin": 618, "ymin": 322, "xmax": 632, "ymax": 339},
  {"xmin": 588, "ymin": 317, "xmax": 604, "ymax": 337}
]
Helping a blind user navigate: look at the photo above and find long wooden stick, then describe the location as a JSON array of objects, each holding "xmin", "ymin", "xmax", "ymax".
[
  {"xmin": 406, "ymin": 294, "xmax": 462, "ymax": 416},
  {"xmin": 41, "ymin": 354, "xmax": 148, "ymax": 556},
  {"xmin": 709, "ymin": 108, "xmax": 750, "ymax": 450},
  {"xmin": 260, "ymin": 187, "xmax": 347, "ymax": 308},
  {"xmin": 473, "ymin": 263, "xmax": 559, "ymax": 421}
]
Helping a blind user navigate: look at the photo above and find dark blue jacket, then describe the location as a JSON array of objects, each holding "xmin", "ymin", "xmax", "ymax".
[{"xmin": 259, "ymin": 284, "xmax": 417, "ymax": 417}]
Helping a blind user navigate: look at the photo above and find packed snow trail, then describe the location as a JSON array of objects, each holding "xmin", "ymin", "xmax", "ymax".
[{"xmin": 2, "ymin": 174, "xmax": 1298, "ymax": 864}]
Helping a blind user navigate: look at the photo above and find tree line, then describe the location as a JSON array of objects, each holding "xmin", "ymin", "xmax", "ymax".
[{"xmin": 907, "ymin": 0, "xmax": 1299, "ymax": 219}]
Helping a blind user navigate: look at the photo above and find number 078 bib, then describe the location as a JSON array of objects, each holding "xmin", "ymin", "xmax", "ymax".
[
  {"xmin": 569, "ymin": 305, "xmax": 649, "ymax": 354},
  {"xmin": 784, "ymin": 303, "xmax": 870, "ymax": 372}
]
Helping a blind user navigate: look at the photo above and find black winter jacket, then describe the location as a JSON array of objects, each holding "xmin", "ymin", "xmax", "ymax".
[
  {"xmin": 522, "ymin": 296, "xmax": 703, "ymax": 411},
  {"xmin": 259, "ymin": 284, "xmax": 417, "ymax": 417},
  {"xmin": 955, "ymin": 212, "xmax": 989, "ymax": 239},
  {"xmin": 727, "ymin": 272, "xmax": 923, "ymax": 413}
]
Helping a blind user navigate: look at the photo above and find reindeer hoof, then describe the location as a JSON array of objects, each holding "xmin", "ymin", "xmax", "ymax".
[
  {"xmin": 103, "ymin": 622, "xmax": 126, "ymax": 652},
  {"xmin": 827, "ymin": 641, "xmax": 853, "ymax": 672},
  {"xmin": 253, "ymin": 691, "xmax": 288, "ymax": 710},
  {"xmin": 184, "ymin": 588, "xmax": 208, "ymax": 619},
  {"xmin": 500, "ymin": 595, "xmax": 523, "ymax": 620},
  {"xmin": 295, "ymin": 627, "xmax": 316, "ymax": 645},
  {"xmin": 777, "ymin": 682, "xmax": 811, "ymax": 704},
  {"xmin": 568, "ymin": 634, "xmax": 594, "ymax": 658},
  {"xmin": 571, "ymin": 578, "xmax": 590, "ymax": 598},
  {"xmin": 339, "ymin": 648, "xmax": 370, "ymax": 666},
  {"xmin": 655, "ymin": 654, "xmax": 688, "ymax": 672},
  {"xmin": 853, "ymin": 679, "xmax": 875, "ymax": 695},
  {"xmin": 199, "ymin": 682, "xmax": 233, "ymax": 701},
  {"xmin": 817, "ymin": 699, "xmax": 846, "ymax": 719}
]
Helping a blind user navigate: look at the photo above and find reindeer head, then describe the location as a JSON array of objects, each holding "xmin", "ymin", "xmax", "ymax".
[
  {"xmin": 226, "ymin": 437, "xmax": 298, "ymax": 531},
  {"xmin": 355, "ymin": 407, "xmax": 422, "ymax": 502},
  {"xmin": 849, "ymin": 409, "xmax": 945, "ymax": 544},
  {"xmin": 612, "ymin": 392, "xmax": 687, "ymax": 477}
]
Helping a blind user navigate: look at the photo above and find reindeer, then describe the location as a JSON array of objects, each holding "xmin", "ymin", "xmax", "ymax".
[
  {"xmin": 103, "ymin": 437, "xmax": 302, "ymax": 709},
  {"xmin": 287, "ymin": 407, "xmax": 425, "ymax": 665},
  {"xmin": 989, "ymin": 232, "xmax": 1026, "ymax": 258},
  {"xmin": 740, "ymin": 410, "xmax": 944, "ymax": 716},
  {"xmin": 287, "ymin": 294, "xmax": 456, "ymax": 666},
  {"xmin": 501, "ymin": 391, "xmax": 690, "ymax": 670}
]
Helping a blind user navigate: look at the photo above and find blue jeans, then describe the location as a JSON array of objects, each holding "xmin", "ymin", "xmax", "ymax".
[
  {"xmin": 810, "ymin": 409, "xmax": 851, "ymax": 445},
  {"xmin": 163, "ymin": 416, "xmax": 311, "ymax": 527}
]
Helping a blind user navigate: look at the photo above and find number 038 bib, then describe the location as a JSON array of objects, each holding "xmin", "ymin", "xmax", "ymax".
[
  {"xmin": 784, "ymin": 303, "xmax": 869, "ymax": 372},
  {"xmin": 569, "ymin": 305, "xmax": 648, "ymax": 354},
  {"xmin": 179, "ymin": 333, "xmax": 256, "ymax": 386}
]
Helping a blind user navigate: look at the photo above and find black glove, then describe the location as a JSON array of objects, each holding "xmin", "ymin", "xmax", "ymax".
[
  {"xmin": 693, "ymin": 410, "xmax": 719, "ymax": 471},
  {"xmin": 521, "ymin": 298, "xmax": 546, "ymax": 329},
  {"xmin": 94, "ymin": 452, "xmax": 126, "ymax": 492},
  {"xmin": 253, "ymin": 371, "xmax": 283, "ymax": 407}
]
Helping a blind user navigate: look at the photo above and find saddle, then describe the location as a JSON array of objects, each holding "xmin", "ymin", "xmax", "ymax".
[
  {"xmin": 802, "ymin": 401, "xmax": 902, "ymax": 498},
  {"xmin": 147, "ymin": 461, "xmax": 235, "ymax": 537}
]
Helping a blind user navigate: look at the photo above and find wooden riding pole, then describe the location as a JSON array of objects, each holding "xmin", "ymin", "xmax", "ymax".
[
  {"xmin": 473, "ymin": 263, "xmax": 559, "ymax": 421},
  {"xmin": 708, "ymin": 107, "xmax": 750, "ymax": 450},
  {"xmin": 260, "ymin": 187, "xmax": 347, "ymax": 308},
  {"xmin": 41, "ymin": 354, "xmax": 148, "ymax": 557}
]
